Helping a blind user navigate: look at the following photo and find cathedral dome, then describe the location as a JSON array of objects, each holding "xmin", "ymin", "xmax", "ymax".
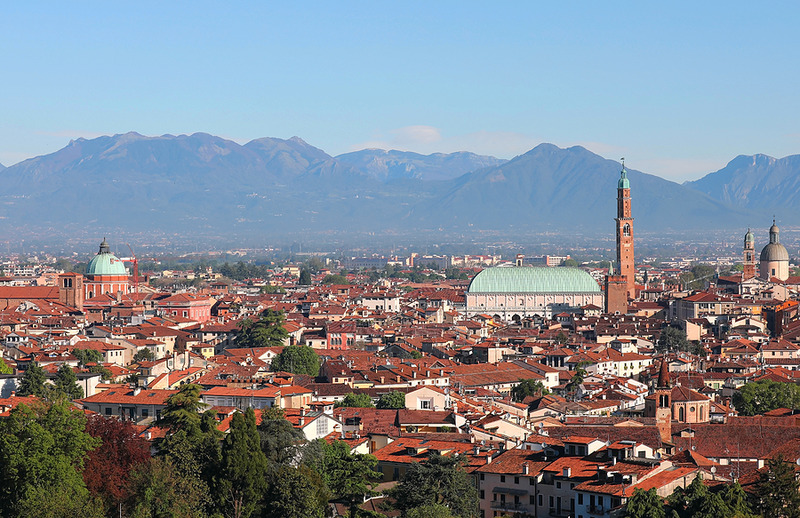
[
  {"xmin": 86, "ymin": 239, "xmax": 127, "ymax": 276},
  {"xmin": 760, "ymin": 242, "xmax": 789, "ymax": 262}
]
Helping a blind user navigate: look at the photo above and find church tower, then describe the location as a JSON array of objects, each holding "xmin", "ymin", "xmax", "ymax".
[
  {"xmin": 615, "ymin": 160, "xmax": 635, "ymax": 298},
  {"xmin": 743, "ymin": 229, "xmax": 756, "ymax": 280}
]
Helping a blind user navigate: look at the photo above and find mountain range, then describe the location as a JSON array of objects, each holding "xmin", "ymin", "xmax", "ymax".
[{"xmin": 0, "ymin": 132, "xmax": 797, "ymax": 242}]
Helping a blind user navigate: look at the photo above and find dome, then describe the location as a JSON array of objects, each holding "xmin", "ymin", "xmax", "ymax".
[
  {"xmin": 86, "ymin": 240, "xmax": 127, "ymax": 276},
  {"xmin": 760, "ymin": 242, "xmax": 789, "ymax": 262},
  {"xmin": 618, "ymin": 167, "xmax": 630, "ymax": 189},
  {"xmin": 467, "ymin": 266, "xmax": 601, "ymax": 294},
  {"xmin": 744, "ymin": 229, "xmax": 754, "ymax": 244}
]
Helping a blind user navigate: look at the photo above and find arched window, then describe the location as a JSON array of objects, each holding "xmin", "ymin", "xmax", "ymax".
[
  {"xmin": 623, "ymin": 223, "xmax": 631, "ymax": 237},
  {"xmin": 678, "ymin": 407, "xmax": 685, "ymax": 421}
]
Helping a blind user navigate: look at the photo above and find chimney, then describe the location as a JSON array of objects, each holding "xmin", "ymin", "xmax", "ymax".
[
  {"xmin": 145, "ymin": 431, "xmax": 152, "ymax": 440},
  {"xmin": 486, "ymin": 454, "xmax": 493, "ymax": 464},
  {"xmin": 299, "ymin": 416, "xmax": 305, "ymax": 426},
  {"xmin": 412, "ymin": 371, "xmax": 417, "ymax": 378},
  {"xmin": 563, "ymin": 467, "xmax": 571, "ymax": 477},
  {"xmin": 380, "ymin": 376, "xmax": 385, "ymax": 384},
  {"xmin": 523, "ymin": 463, "xmax": 530, "ymax": 475},
  {"xmin": 474, "ymin": 446, "xmax": 480, "ymax": 455},
  {"xmin": 133, "ymin": 387, "xmax": 142, "ymax": 396}
]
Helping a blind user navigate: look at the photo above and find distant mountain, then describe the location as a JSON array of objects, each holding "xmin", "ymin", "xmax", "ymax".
[
  {"xmin": 685, "ymin": 153, "xmax": 800, "ymax": 212},
  {"xmin": 0, "ymin": 133, "xmax": 757, "ymax": 241},
  {"xmin": 336, "ymin": 149, "xmax": 505, "ymax": 182},
  {"xmin": 412, "ymin": 143, "xmax": 752, "ymax": 231}
]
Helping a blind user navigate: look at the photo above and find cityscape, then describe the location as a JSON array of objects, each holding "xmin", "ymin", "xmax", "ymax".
[{"xmin": 3, "ymin": 3, "xmax": 800, "ymax": 518}]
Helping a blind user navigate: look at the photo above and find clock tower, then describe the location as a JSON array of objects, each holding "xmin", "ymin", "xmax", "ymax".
[{"xmin": 615, "ymin": 160, "xmax": 635, "ymax": 298}]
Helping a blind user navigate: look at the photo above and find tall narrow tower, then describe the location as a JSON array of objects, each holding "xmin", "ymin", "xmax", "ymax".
[
  {"xmin": 615, "ymin": 160, "xmax": 635, "ymax": 298},
  {"xmin": 743, "ymin": 228, "xmax": 756, "ymax": 280}
]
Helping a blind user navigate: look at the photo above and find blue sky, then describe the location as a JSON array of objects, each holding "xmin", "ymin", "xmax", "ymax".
[{"xmin": 2, "ymin": 2, "xmax": 799, "ymax": 181}]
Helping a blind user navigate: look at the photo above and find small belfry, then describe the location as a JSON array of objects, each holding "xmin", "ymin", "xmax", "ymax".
[
  {"xmin": 743, "ymin": 228, "xmax": 756, "ymax": 280},
  {"xmin": 615, "ymin": 159, "xmax": 635, "ymax": 298}
]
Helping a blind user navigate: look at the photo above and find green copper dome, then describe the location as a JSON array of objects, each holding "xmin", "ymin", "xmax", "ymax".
[
  {"xmin": 618, "ymin": 166, "xmax": 630, "ymax": 189},
  {"xmin": 86, "ymin": 239, "xmax": 127, "ymax": 276},
  {"xmin": 467, "ymin": 266, "xmax": 601, "ymax": 294},
  {"xmin": 744, "ymin": 228, "xmax": 754, "ymax": 244}
]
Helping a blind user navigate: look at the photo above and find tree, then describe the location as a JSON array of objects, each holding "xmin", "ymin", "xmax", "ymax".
[
  {"xmin": 667, "ymin": 475, "xmax": 711, "ymax": 518},
  {"xmin": 388, "ymin": 453, "xmax": 478, "ymax": 518},
  {"xmin": 336, "ymin": 392, "xmax": 375, "ymax": 408},
  {"xmin": 315, "ymin": 439, "xmax": 380, "ymax": 518},
  {"xmin": 406, "ymin": 503, "xmax": 455, "ymax": 518},
  {"xmin": 133, "ymin": 348, "xmax": 155, "ymax": 363},
  {"xmin": 271, "ymin": 345, "xmax": 320, "ymax": 376},
  {"xmin": 88, "ymin": 364, "xmax": 113, "ymax": 381},
  {"xmin": 624, "ymin": 488, "xmax": 665, "ymax": 518},
  {"xmin": 83, "ymin": 415, "xmax": 151, "ymax": 514},
  {"xmin": 511, "ymin": 378, "xmax": 549, "ymax": 402},
  {"xmin": 73, "ymin": 348, "xmax": 103, "ymax": 367},
  {"xmin": 218, "ymin": 409, "xmax": 269, "ymax": 518},
  {"xmin": 322, "ymin": 274, "xmax": 348, "ymax": 284},
  {"xmin": 17, "ymin": 361, "xmax": 48, "ymax": 398},
  {"xmin": 125, "ymin": 457, "xmax": 208, "ymax": 518},
  {"xmin": 298, "ymin": 269, "xmax": 312, "ymax": 285},
  {"xmin": 258, "ymin": 409, "xmax": 306, "ymax": 465},
  {"xmin": 562, "ymin": 258, "xmax": 579, "ymax": 267},
  {"xmin": 377, "ymin": 391, "xmax": 406, "ymax": 409},
  {"xmin": 755, "ymin": 454, "xmax": 800, "ymax": 518},
  {"xmin": 721, "ymin": 482, "xmax": 753, "ymax": 517},
  {"xmin": 656, "ymin": 327, "xmax": 702, "ymax": 355},
  {"xmin": 262, "ymin": 465, "xmax": 327, "ymax": 518},
  {"xmin": 0, "ymin": 401, "xmax": 101, "ymax": 516},
  {"xmin": 237, "ymin": 309, "xmax": 290, "ymax": 349},
  {"xmin": 54, "ymin": 363, "xmax": 84, "ymax": 400},
  {"xmin": 0, "ymin": 357, "xmax": 11, "ymax": 374},
  {"xmin": 733, "ymin": 380, "xmax": 800, "ymax": 416}
]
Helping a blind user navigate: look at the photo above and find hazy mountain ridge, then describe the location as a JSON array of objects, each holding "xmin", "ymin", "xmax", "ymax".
[
  {"xmin": 335, "ymin": 149, "xmax": 506, "ymax": 182},
  {"xmin": 685, "ymin": 153, "xmax": 800, "ymax": 213},
  {"xmin": 0, "ymin": 133, "xmax": 770, "ymax": 239}
]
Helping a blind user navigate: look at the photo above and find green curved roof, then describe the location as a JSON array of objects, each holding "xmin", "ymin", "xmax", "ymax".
[
  {"xmin": 618, "ymin": 167, "xmax": 630, "ymax": 189},
  {"xmin": 86, "ymin": 239, "xmax": 127, "ymax": 276},
  {"xmin": 467, "ymin": 266, "xmax": 601, "ymax": 294}
]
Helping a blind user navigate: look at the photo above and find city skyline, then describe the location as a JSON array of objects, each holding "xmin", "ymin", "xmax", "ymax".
[{"xmin": 3, "ymin": 2, "xmax": 800, "ymax": 181}]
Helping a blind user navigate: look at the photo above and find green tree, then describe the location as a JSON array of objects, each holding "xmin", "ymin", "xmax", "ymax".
[
  {"xmin": 0, "ymin": 401, "xmax": 101, "ymax": 516},
  {"xmin": 377, "ymin": 391, "xmax": 406, "ymax": 409},
  {"xmin": 388, "ymin": 453, "xmax": 478, "ymax": 518},
  {"xmin": 667, "ymin": 475, "xmax": 711, "ymax": 518},
  {"xmin": 237, "ymin": 309, "xmax": 290, "ymax": 349},
  {"xmin": 336, "ymin": 392, "xmax": 375, "ymax": 408},
  {"xmin": 755, "ymin": 454, "xmax": 800, "ymax": 518},
  {"xmin": 322, "ymin": 274, "xmax": 349, "ymax": 284},
  {"xmin": 263, "ymin": 465, "xmax": 327, "ymax": 518},
  {"xmin": 406, "ymin": 503, "xmax": 455, "ymax": 518},
  {"xmin": 562, "ymin": 258, "xmax": 579, "ymax": 267},
  {"xmin": 0, "ymin": 357, "xmax": 11, "ymax": 374},
  {"xmin": 624, "ymin": 488, "xmax": 665, "ymax": 518},
  {"xmin": 656, "ymin": 326, "xmax": 702, "ymax": 355},
  {"xmin": 258, "ymin": 409, "xmax": 306, "ymax": 465},
  {"xmin": 17, "ymin": 361, "xmax": 48, "ymax": 397},
  {"xmin": 54, "ymin": 363, "xmax": 84, "ymax": 400},
  {"xmin": 271, "ymin": 345, "xmax": 320, "ymax": 376},
  {"xmin": 721, "ymin": 482, "xmax": 753, "ymax": 517},
  {"xmin": 260, "ymin": 284, "xmax": 286, "ymax": 294},
  {"xmin": 511, "ymin": 378, "xmax": 550, "ymax": 402},
  {"xmin": 315, "ymin": 439, "xmax": 380, "ymax": 518},
  {"xmin": 133, "ymin": 348, "xmax": 155, "ymax": 363},
  {"xmin": 73, "ymin": 348, "xmax": 103, "ymax": 367},
  {"xmin": 298, "ymin": 269, "xmax": 312, "ymax": 285},
  {"xmin": 125, "ymin": 457, "xmax": 208, "ymax": 518},
  {"xmin": 218, "ymin": 409, "xmax": 269, "ymax": 518},
  {"xmin": 733, "ymin": 380, "xmax": 800, "ymax": 416}
]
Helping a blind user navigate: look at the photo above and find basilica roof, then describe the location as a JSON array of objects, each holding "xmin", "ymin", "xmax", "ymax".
[{"xmin": 467, "ymin": 266, "xmax": 601, "ymax": 294}]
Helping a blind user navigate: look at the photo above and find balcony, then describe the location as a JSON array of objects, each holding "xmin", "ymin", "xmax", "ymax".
[
  {"xmin": 549, "ymin": 507, "xmax": 575, "ymax": 517},
  {"xmin": 490, "ymin": 501, "xmax": 527, "ymax": 512}
]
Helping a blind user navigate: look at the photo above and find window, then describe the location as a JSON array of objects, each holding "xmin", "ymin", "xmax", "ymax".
[
  {"xmin": 480, "ymin": 474, "xmax": 485, "ymax": 481},
  {"xmin": 557, "ymin": 481, "xmax": 561, "ymax": 489},
  {"xmin": 578, "ymin": 493, "xmax": 583, "ymax": 505},
  {"xmin": 529, "ymin": 495, "xmax": 535, "ymax": 505},
  {"xmin": 500, "ymin": 475, "xmax": 505, "ymax": 483},
  {"xmin": 538, "ymin": 494, "xmax": 543, "ymax": 506},
  {"xmin": 142, "ymin": 409, "xmax": 149, "ymax": 418},
  {"xmin": 105, "ymin": 407, "xmax": 112, "ymax": 415},
  {"xmin": 514, "ymin": 477, "xmax": 519, "ymax": 485},
  {"xmin": 623, "ymin": 223, "xmax": 631, "ymax": 236},
  {"xmin": 480, "ymin": 490, "xmax": 484, "ymax": 499}
]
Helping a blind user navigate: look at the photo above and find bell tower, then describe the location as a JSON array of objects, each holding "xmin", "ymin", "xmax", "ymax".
[
  {"xmin": 743, "ymin": 229, "xmax": 756, "ymax": 280},
  {"xmin": 615, "ymin": 159, "xmax": 635, "ymax": 298}
]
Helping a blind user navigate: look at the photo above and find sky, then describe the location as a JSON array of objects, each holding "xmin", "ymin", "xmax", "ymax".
[{"xmin": 2, "ymin": 2, "xmax": 800, "ymax": 182}]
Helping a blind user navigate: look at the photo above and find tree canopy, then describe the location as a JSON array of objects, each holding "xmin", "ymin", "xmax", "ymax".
[
  {"xmin": 733, "ymin": 380, "xmax": 800, "ymax": 416},
  {"xmin": 377, "ymin": 391, "xmax": 406, "ymax": 409},
  {"xmin": 73, "ymin": 348, "xmax": 103, "ymax": 367},
  {"xmin": 755, "ymin": 455, "xmax": 800, "ymax": 518},
  {"xmin": 17, "ymin": 362, "xmax": 48, "ymax": 398},
  {"xmin": 335, "ymin": 392, "xmax": 375, "ymax": 408},
  {"xmin": 511, "ymin": 378, "xmax": 549, "ymax": 402},
  {"xmin": 271, "ymin": 345, "xmax": 320, "ymax": 376},
  {"xmin": 237, "ymin": 309, "xmax": 289, "ymax": 349},
  {"xmin": 388, "ymin": 452, "xmax": 478, "ymax": 518}
]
